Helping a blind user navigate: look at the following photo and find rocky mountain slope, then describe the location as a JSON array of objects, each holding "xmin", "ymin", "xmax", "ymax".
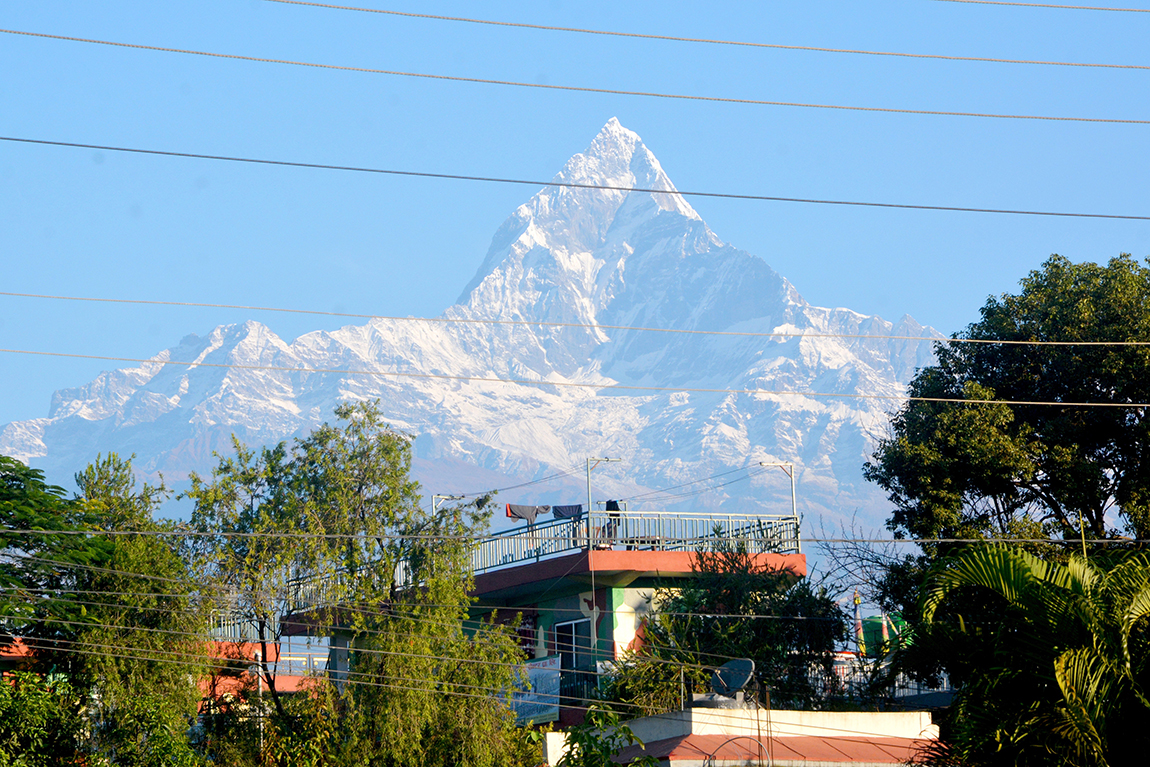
[{"xmin": 0, "ymin": 119, "xmax": 937, "ymax": 529}]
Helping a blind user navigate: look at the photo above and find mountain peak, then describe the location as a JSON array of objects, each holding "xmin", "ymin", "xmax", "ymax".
[
  {"xmin": 550, "ymin": 118, "xmax": 697, "ymax": 220},
  {"xmin": 456, "ymin": 120, "xmax": 704, "ymax": 305}
]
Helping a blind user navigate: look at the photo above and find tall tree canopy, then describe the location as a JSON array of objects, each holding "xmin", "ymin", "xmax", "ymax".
[
  {"xmin": 856, "ymin": 255, "xmax": 1150, "ymax": 755},
  {"xmin": 866, "ymin": 254, "xmax": 1150, "ymax": 544},
  {"xmin": 1, "ymin": 453, "xmax": 206, "ymax": 766},
  {"xmin": 187, "ymin": 401, "xmax": 533, "ymax": 767}
]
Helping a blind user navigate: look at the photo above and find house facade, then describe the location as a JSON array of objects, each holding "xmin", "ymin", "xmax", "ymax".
[{"xmin": 467, "ymin": 507, "xmax": 804, "ymax": 724}]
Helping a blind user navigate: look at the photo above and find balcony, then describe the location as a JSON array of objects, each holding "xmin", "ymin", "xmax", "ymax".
[
  {"xmin": 287, "ymin": 509, "xmax": 801, "ymax": 612},
  {"xmin": 472, "ymin": 509, "xmax": 801, "ymax": 575}
]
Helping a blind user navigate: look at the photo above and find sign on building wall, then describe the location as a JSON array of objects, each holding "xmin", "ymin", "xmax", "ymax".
[{"xmin": 511, "ymin": 655, "xmax": 561, "ymax": 725}]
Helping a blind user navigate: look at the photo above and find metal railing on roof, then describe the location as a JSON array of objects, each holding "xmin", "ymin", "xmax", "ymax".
[
  {"xmin": 286, "ymin": 509, "xmax": 801, "ymax": 611},
  {"xmin": 472, "ymin": 509, "xmax": 800, "ymax": 574}
]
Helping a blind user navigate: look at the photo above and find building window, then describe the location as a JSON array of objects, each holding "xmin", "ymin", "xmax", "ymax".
[{"xmin": 553, "ymin": 618, "xmax": 593, "ymax": 670}]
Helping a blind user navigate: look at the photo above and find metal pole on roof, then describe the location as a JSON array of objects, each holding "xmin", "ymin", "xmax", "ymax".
[
  {"xmin": 760, "ymin": 461, "xmax": 799, "ymax": 553},
  {"xmin": 585, "ymin": 457, "xmax": 620, "ymax": 549},
  {"xmin": 585, "ymin": 457, "xmax": 620, "ymax": 675}
]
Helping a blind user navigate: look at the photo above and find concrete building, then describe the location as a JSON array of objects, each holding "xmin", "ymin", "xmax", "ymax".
[
  {"xmin": 467, "ymin": 506, "xmax": 803, "ymax": 724},
  {"xmin": 543, "ymin": 708, "xmax": 940, "ymax": 766}
]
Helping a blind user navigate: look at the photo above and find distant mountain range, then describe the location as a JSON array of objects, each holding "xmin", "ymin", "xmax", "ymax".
[{"xmin": 0, "ymin": 118, "xmax": 938, "ymax": 531}]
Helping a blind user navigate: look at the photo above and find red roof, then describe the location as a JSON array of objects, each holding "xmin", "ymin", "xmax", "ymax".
[{"xmin": 615, "ymin": 732, "xmax": 932, "ymax": 765}]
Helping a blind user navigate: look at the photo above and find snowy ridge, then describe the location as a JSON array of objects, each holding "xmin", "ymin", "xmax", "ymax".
[{"xmin": 0, "ymin": 119, "xmax": 939, "ymax": 527}]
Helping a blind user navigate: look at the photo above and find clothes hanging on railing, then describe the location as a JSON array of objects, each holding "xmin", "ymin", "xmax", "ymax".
[
  {"xmin": 506, "ymin": 503, "xmax": 550, "ymax": 524},
  {"xmin": 552, "ymin": 504, "xmax": 583, "ymax": 519}
]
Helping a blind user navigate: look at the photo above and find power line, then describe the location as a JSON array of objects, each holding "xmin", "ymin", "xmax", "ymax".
[
  {"xmin": 6, "ymin": 530, "xmax": 1145, "ymax": 545},
  {"xmin": 7, "ymin": 289, "xmax": 1150, "ymax": 345},
  {"xmin": 931, "ymin": 0, "xmax": 1150, "ymax": 11},
  {"xmin": 3, "ymin": 28, "xmax": 1149, "ymax": 125},
  {"xmin": 622, "ymin": 466, "xmax": 758, "ymax": 502},
  {"xmin": 11, "ymin": 588, "xmax": 802, "ymax": 673},
  {"xmin": 261, "ymin": 0, "xmax": 1150, "ymax": 71},
  {"xmin": 628, "ymin": 468, "xmax": 768, "ymax": 504},
  {"xmin": 3, "ymin": 345, "xmax": 1149, "ymax": 408},
  {"xmin": 478, "ymin": 464, "xmax": 585, "ymax": 495},
  {"xmin": 13, "ymin": 613, "xmax": 745, "ymax": 679},
  {"xmin": 0, "ymin": 638, "xmax": 995, "ymax": 740},
  {"xmin": 4, "ymin": 136, "xmax": 1148, "ymax": 222},
  {"xmin": 7, "ymin": 588, "xmax": 847, "ymax": 624},
  {"xmin": 10, "ymin": 589, "xmax": 838, "ymax": 671}
]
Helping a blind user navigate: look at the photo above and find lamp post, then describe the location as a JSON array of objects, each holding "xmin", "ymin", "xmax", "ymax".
[{"xmin": 432, "ymin": 494, "xmax": 465, "ymax": 512}]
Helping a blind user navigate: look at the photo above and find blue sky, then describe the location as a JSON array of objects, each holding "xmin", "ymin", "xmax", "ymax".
[{"xmin": 2, "ymin": 0, "xmax": 1148, "ymax": 428}]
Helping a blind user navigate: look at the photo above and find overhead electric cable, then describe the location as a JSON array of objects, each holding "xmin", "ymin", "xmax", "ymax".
[
  {"xmin": 2, "ymin": 346, "xmax": 1149, "ymax": 408},
  {"xmin": 261, "ymin": 0, "xmax": 1150, "ymax": 70},
  {"xmin": 622, "ymin": 465, "xmax": 757, "ymax": 502},
  {"xmin": 4, "ymin": 136, "xmax": 1148, "ymax": 222},
  {"xmin": 0, "ymin": 638, "xmax": 1067, "ymax": 737},
  {"xmin": 27, "ymin": 582, "xmax": 780, "ymax": 665},
  {"xmin": 2, "ymin": 28, "xmax": 1148, "ymax": 125},
  {"xmin": 478, "ymin": 464, "xmax": 585, "ymax": 495},
  {"xmin": 7, "ymin": 289, "xmax": 1150, "ymax": 345},
  {"xmin": 10, "ymin": 615, "xmax": 623, "ymax": 674},
  {"xmin": 8, "ymin": 588, "xmax": 846, "ymax": 623},
  {"xmin": 931, "ymin": 0, "xmax": 1150, "ymax": 11},
  {"xmin": 634, "ymin": 469, "xmax": 765, "ymax": 503},
  {"xmin": 6, "ymin": 530, "xmax": 1144, "ymax": 545}
]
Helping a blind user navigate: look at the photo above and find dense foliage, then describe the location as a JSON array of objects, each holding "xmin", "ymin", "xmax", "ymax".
[
  {"xmin": 867, "ymin": 254, "xmax": 1150, "ymax": 545},
  {"xmin": 857, "ymin": 254, "xmax": 1150, "ymax": 669},
  {"xmin": 1, "ymin": 402, "xmax": 543, "ymax": 766},
  {"xmin": 917, "ymin": 546, "xmax": 1150, "ymax": 765},
  {"xmin": 1, "ymin": 453, "xmax": 205, "ymax": 765},
  {"xmin": 185, "ymin": 401, "xmax": 535, "ymax": 767},
  {"xmin": 604, "ymin": 541, "xmax": 844, "ymax": 714},
  {"xmin": 0, "ymin": 672, "xmax": 84, "ymax": 766},
  {"xmin": 856, "ymin": 255, "xmax": 1150, "ymax": 761}
]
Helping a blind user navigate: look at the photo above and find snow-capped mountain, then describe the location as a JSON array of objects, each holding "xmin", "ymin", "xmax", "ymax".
[{"xmin": 0, "ymin": 119, "xmax": 937, "ymax": 528}]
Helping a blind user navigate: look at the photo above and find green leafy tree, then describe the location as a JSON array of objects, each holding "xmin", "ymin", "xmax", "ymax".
[
  {"xmin": 0, "ymin": 455, "xmax": 104, "ymax": 631},
  {"xmin": 556, "ymin": 705, "xmax": 658, "ymax": 767},
  {"xmin": 188, "ymin": 401, "xmax": 533, "ymax": 766},
  {"xmin": 867, "ymin": 254, "xmax": 1150, "ymax": 546},
  {"xmin": 0, "ymin": 672, "xmax": 84, "ymax": 766},
  {"xmin": 185, "ymin": 436, "xmax": 303, "ymax": 726},
  {"xmin": 861, "ymin": 254, "xmax": 1150, "ymax": 691},
  {"xmin": 918, "ymin": 545, "xmax": 1150, "ymax": 765},
  {"xmin": 604, "ymin": 541, "xmax": 844, "ymax": 714},
  {"xmin": 69, "ymin": 455, "xmax": 206, "ymax": 766},
  {"xmin": 0, "ymin": 454, "xmax": 207, "ymax": 766}
]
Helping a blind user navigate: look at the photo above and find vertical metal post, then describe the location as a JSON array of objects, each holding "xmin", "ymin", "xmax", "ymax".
[
  {"xmin": 1080, "ymin": 512, "xmax": 1088, "ymax": 559},
  {"xmin": 255, "ymin": 650, "xmax": 264, "ymax": 755},
  {"xmin": 585, "ymin": 457, "xmax": 620, "ymax": 675},
  {"xmin": 789, "ymin": 464, "xmax": 800, "ymax": 553},
  {"xmin": 586, "ymin": 459, "xmax": 594, "ymax": 551},
  {"xmin": 760, "ymin": 461, "xmax": 799, "ymax": 552},
  {"xmin": 585, "ymin": 457, "xmax": 621, "ymax": 551}
]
